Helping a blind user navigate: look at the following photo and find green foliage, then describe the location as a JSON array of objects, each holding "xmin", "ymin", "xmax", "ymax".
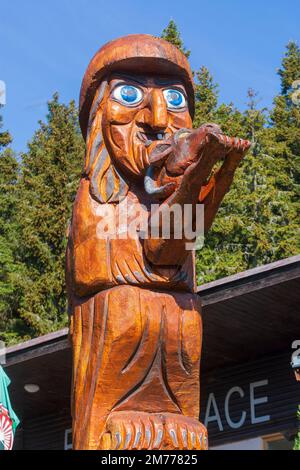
[
  {"xmin": 0, "ymin": 110, "xmax": 12, "ymax": 148},
  {"xmin": 0, "ymin": 95, "xmax": 84, "ymax": 343},
  {"xmin": 15, "ymin": 93, "xmax": 84, "ymax": 336},
  {"xmin": 278, "ymin": 42, "xmax": 300, "ymax": 96},
  {"xmin": 195, "ymin": 43, "xmax": 300, "ymax": 283},
  {"xmin": 0, "ymin": 130, "xmax": 36, "ymax": 344},
  {"xmin": 294, "ymin": 406, "xmax": 300, "ymax": 450},
  {"xmin": 161, "ymin": 20, "xmax": 191, "ymax": 58},
  {"xmin": 270, "ymin": 42, "xmax": 300, "ymax": 201},
  {"xmin": 0, "ymin": 149, "xmax": 19, "ymax": 317},
  {"xmin": 193, "ymin": 66, "xmax": 219, "ymax": 127}
]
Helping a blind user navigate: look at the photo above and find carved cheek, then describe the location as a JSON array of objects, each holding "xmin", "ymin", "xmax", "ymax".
[
  {"xmin": 169, "ymin": 111, "xmax": 193, "ymax": 130},
  {"xmin": 103, "ymin": 100, "xmax": 139, "ymax": 154},
  {"xmin": 106, "ymin": 99, "xmax": 138, "ymax": 124},
  {"xmin": 110, "ymin": 123, "xmax": 131, "ymax": 154}
]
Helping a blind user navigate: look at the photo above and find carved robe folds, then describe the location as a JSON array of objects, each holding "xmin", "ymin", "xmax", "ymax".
[{"xmin": 70, "ymin": 287, "xmax": 204, "ymax": 450}]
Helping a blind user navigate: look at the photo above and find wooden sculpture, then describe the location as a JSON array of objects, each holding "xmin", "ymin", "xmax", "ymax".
[{"xmin": 66, "ymin": 34, "xmax": 250, "ymax": 450}]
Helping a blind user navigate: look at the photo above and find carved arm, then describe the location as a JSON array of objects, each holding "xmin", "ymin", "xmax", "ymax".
[{"xmin": 143, "ymin": 124, "xmax": 251, "ymax": 266}]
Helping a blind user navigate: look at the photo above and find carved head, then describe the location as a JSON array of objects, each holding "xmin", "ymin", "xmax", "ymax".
[{"xmin": 79, "ymin": 34, "xmax": 195, "ymax": 203}]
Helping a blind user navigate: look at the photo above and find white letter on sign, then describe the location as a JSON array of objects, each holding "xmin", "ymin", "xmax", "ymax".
[
  {"xmin": 225, "ymin": 386, "xmax": 246, "ymax": 429},
  {"xmin": 204, "ymin": 393, "xmax": 224, "ymax": 431},
  {"xmin": 250, "ymin": 379, "xmax": 270, "ymax": 424}
]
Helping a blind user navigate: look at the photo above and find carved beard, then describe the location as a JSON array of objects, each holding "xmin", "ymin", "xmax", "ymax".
[{"xmin": 84, "ymin": 82, "xmax": 129, "ymax": 204}]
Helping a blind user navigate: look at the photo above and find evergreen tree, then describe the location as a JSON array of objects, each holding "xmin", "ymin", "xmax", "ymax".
[
  {"xmin": 196, "ymin": 82, "xmax": 299, "ymax": 283},
  {"xmin": 0, "ymin": 110, "xmax": 12, "ymax": 148},
  {"xmin": 0, "ymin": 107, "xmax": 25, "ymax": 343},
  {"xmin": 196, "ymin": 89, "xmax": 266, "ymax": 282},
  {"xmin": 161, "ymin": 22, "xmax": 299, "ymax": 281},
  {"xmin": 267, "ymin": 41, "xmax": 300, "ymax": 253},
  {"xmin": 269, "ymin": 41, "xmax": 300, "ymax": 218},
  {"xmin": 161, "ymin": 20, "xmax": 190, "ymax": 58},
  {"xmin": 15, "ymin": 94, "xmax": 84, "ymax": 337},
  {"xmin": 193, "ymin": 66, "xmax": 218, "ymax": 127},
  {"xmin": 278, "ymin": 42, "xmax": 300, "ymax": 96}
]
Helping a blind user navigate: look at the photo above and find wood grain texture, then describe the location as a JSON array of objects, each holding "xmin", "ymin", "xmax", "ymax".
[{"xmin": 67, "ymin": 34, "xmax": 250, "ymax": 450}]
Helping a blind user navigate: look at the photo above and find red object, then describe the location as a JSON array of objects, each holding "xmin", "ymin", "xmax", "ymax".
[{"xmin": 0, "ymin": 404, "xmax": 14, "ymax": 450}]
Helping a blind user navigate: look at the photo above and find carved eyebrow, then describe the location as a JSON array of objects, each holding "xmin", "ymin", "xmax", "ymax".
[
  {"xmin": 110, "ymin": 74, "xmax": 186, "ymax": 89},
  {"xmin": 153, "ymin": 78, "xmax": 184, "ymax": 86},
  {"xmin": 110, "ymin": 74, "xmax": 147, "ymax": 86}
]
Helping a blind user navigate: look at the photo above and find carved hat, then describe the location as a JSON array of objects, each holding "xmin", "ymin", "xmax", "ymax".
[{"xmin": 79, "ymin": 34, "xmax": 195, "ymax": 139}]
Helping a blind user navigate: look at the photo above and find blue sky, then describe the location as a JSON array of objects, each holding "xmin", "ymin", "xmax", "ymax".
[{"xmin": 1, "ymin": 0, "xmax": 299, "ymax": 152}]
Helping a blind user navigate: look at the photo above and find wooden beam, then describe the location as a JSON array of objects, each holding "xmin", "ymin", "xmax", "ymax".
[
  {"xmin": 198, "ymin": 255, "xmax": 300, "ymax": 306},
  {"xmin": 5, "ymin": 331, "xmax": 70, "ymax": 367}
]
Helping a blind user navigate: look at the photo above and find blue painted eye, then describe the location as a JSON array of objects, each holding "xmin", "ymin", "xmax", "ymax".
[
  {"xmin": 163, "ymin": 89, "xmax": 186, "ymax": 109},
  {"xmin": 112, "ymin": 85, "xmax": 143, "ymax": 106}
]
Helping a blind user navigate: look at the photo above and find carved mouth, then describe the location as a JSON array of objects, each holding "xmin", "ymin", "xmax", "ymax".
[{"xmin": 136, "ymin": 131, "xmax": 170, "ymax": 147}]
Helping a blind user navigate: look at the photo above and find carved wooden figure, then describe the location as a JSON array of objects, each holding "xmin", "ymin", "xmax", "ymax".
[{"xmin": 66, "ymin": 34, "xmax": 250, "ymax": 450}]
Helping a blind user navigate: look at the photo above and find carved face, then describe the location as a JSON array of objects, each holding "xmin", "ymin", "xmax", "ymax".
[{"xmin": 101, "ymin": 73, "xmax": 193, "ymax": 179}]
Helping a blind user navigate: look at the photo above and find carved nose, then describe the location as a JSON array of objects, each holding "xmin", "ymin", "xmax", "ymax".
[{"xmin": 147, "ymin": 89, "xmax": 168, "ymax": 130}]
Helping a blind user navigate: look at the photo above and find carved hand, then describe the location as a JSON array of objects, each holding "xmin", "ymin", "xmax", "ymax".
[
  {"xmin": 145, "ymin": 123, "xmax": 251, "ymax": 225},
  {"xmin": 143, "ymin": 124, "xmax": 250, "ymax": 265}
]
